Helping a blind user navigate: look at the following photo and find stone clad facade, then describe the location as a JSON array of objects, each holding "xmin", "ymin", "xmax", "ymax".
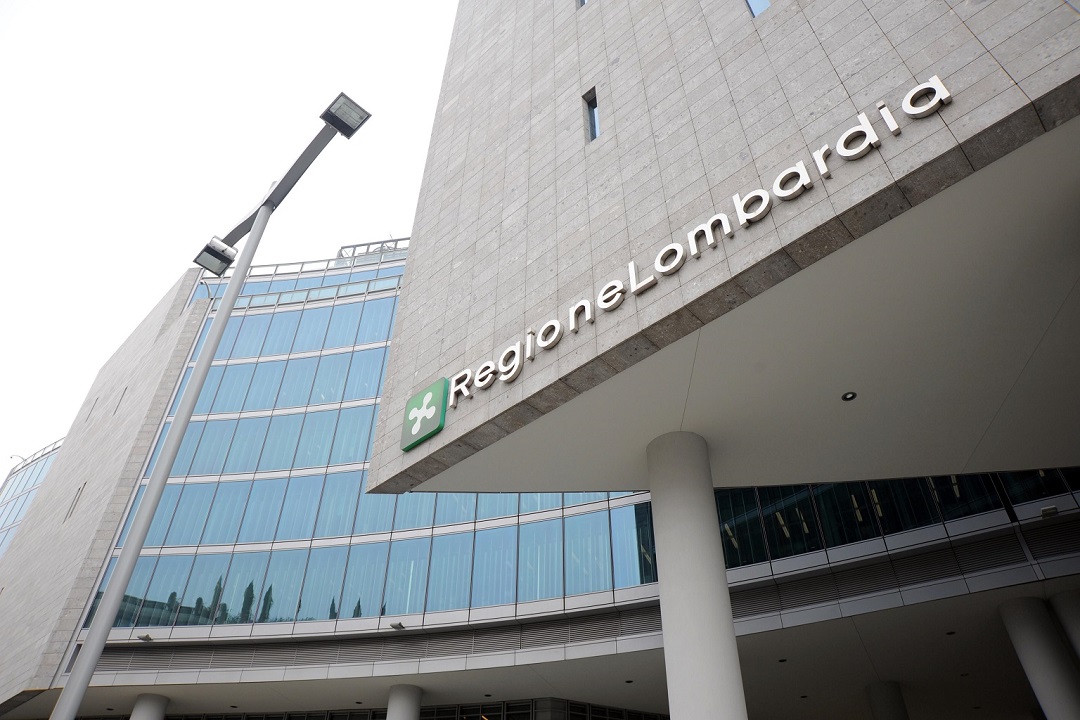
[{"xmin": 371, "ymin": 0, "xmax": 1080, "ymax": 492}]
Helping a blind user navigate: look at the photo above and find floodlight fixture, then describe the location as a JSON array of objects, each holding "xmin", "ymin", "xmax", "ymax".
[
  {"xmin": 193, "ymin": 237, "xmax": 238, "ymax": 276},
  {"xmin": 321, "ymin": 92, "xmax": 371, "ymax": 139}
]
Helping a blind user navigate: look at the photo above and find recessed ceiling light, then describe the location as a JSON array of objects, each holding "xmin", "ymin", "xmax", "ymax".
[
  {"xmin": 484, "ymin": 694, "xmax": 492, "ymax": 698},
  {"xmin": 800, "ymin": 695, "xmax": 808, "ymax": 699},
  {"xmin": 355, "ymin": 702, "xmax": 363, "ymax": 705},
  {"xmin": 778, "ymin": 658, "xmax": 788, "ymax": 663},
  {"xmin": 946, "ymin": 630, "xmax": 956, "ymax": 636},
  {"xmin": 106, "ymin": 709, "xmax": 114, "ymax": 712},
  {"xmin": 625, "ymin": 680, "xmax": 634, "ymax": 684},
  {"xmin": 230, "ymin": 706, "xmax": 238, "ymax": 709},
  {"xmin": 842, "ymin": 392, "xmax": 857, "ymax": 401}
]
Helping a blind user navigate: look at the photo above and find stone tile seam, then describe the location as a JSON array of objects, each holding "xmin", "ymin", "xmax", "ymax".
[{"xmin": 382, "ymin": 87, "xmax": 1075, "ymax": 493}]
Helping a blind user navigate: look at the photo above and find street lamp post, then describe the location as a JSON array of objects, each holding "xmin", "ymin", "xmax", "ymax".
[{"xmin": 50, "ymin": 93, "xmax": 370, "ymax": 720}]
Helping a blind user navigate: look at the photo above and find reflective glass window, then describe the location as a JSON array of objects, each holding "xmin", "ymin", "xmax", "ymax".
[
  {"xmin": 116, "ymin": 486, "xmax": 145, "ymax": 547},
  {"xmin": 349, "ymin": 269, "xmax": 377, "ymax": 283},
  {"xmin": 315, "ymin": 470, "xmax": 362, "ymax": 538},
  {"xmin": 564, "ymin": 492, "xmax": 606, "ymax": 506},
  {"xmin": 427, "ymin": 532, "xmax": 473, "ymax": 612},
  {"xmin": 194, "ymin": 366, "xmax": 225, "ymax": 415},
  {"xmin": 136, "ymin": 554, "xmax": 194, "ymax": 627},
  {"xmin": 243, "ymin": 361, "xmax": 285, "ymax": 411},
  {"xmin": 215, "ymin": 551, "xmax": 269, "ymax": 624},
  {"xmin": 292, "ymin": 306, "xmax": 333, "ymax": 353},
  {"xmin": 213, "ymin": 316, "xmax": 244, "ymax": 360},
  {"xmin": 257, "ymin": 414, "xmax": 304, "ymax": 471},
  {"xmin": 931, "ymin": 474, "xmax": 1003, "ymax": 520},
  {"xmin": 713, "ymin": 488, "xmax": 768, "ymax": 567},
  {"xmin": 223, "ymin": 416, "xmax": 270, "ymax": 473},
  {"xmin": 434, "ymin": 493, "xmax": 476, "ymax": 525},
  {"xmin": 384, "ymin": 537, "xmax": 430, "ymax": 615},
  {"xmin": 1062, "ymin": 467, "xmax": 1080, "ymax": 491},
  {"xmin": 998, "ymin": 470, "xmax": 1070, "ymax": 505},
  {"xmin": 472, "ymin": 526, "xmax": 516, "ymax": 607},
  {"xmin": 294, "ymin": 410, "xmax": 339, "ymax": 469},
  {"xmin": 298, "ymin": 545, "xmax": 348, "ymax": 621},
  {"xmin": 256, "ymin": 548, "xmax": 308, "ymax": 623},
  {"xmin": 189, "ymin": 419, "xmax": 238, "ymax": 476},
  {"xmin": 115, "ymin": 555, "xmax": 156, "ymax": 627},
  {"xmin": 341, "ymin": 541, "xmax": 389, "ymax": 617},
  {"xmin": 757, "ymin": 485, "xmax": 824, "ymax": 559},
  {"xmin": 343, "ymin": 348, "xmax": 386, "ymax": 401},
  {"xmin": 170, "ymin": 370, "xmax": 191, "ymax": 415},
  {"xmin": 813, "ymin": 483, "xmax": 882, "ymax": 547},
  {"xmin": 356, "ymin": 297, "xmax": 396, "ymax": 345},
  {"xmin": 175, "ymin": 553, "xmax": 231, "ymax": 625},
  {"xmin": 610, "ymin": 503, "xmax": 657, "ymax": 588},
  {"xmin": 145, "ymin": 484, "xmax": 182, "ymax": 546},
  {"xmin": 565, "ymin": 511, "xmax": 612, "ymax": 596},
  {"xmin": 377, "ymin": 265, "xmax": 405, "ymax": 278},
  {"xmin": 310, "ymin": 353, "xmax": 351, "ymax": 405},
  {"xmin": 520, "ymin": 493, "xmax": 561, "ymax": 514},
  {"xmin": 476, "ymin": 493, "xmax": 518, "ymax": 520},
  {"xmin": 868, "ymin": 478, "xmax": 941, "ymax": 534},
  {"xmin": 330, "ymin": 405, "xmax": 375, "ymax": 465},
  {"xmin": 394, "ymin": 493, "xmax": 436, "ymax": 530},
  {"xmin": 295, "ymin": 275, "xmax": 324, "ymax": 290},
  {"xmin": 191, "ymin": 320, "xmax": 213, "ymax": 361},
  {"xmin": 144, "ymin": 422, "xmax": 171, "ymax": 478},
  {"xmin": 518, "ymin": 519, "xmax": 563, "ymax": 602},
  {"xmin": 324, "ymin": 302, "xmax": 364, "ymax": 349},
  {"xmin": 165, "ymin": 483, "xmax": 216, "ymax": 546},
  {"xmin": 86, "ymin": 558, "xmax": 117, "ymax": 626},
  {"xmin": 242, "ymin": 280, "xmax": 272, "ymax": 295},
  {"xmin": 261, "ymin": 310, "xmax": 301, "ymax": 356},
  {"xmin": 277, "ymin": 357, "xmax": 319, "ymax": 408},
  {"xmin": 269, "ymin": 277, "xmax": 297, "ymax": 292},
  {"xmin": 201, "ymin": 481, "xmax": 251, "ymax": 544},
  {"xmin": 211, "ymin": 364, "xmax": 256, "ymax": 413},
  {"xmin": 276, "ymin": 474, "xmax": 325, "ymax": 540},
  {"xmin": 355, "ymin": 475, "xmax": 396, "ymax": 534},
  {"xmin": 231, "ymin": 314, "xmax": 272, "ymax": 358},
  {"xmin": 237, "ymin": 478, "xmax": 288, "ymax": 543}
]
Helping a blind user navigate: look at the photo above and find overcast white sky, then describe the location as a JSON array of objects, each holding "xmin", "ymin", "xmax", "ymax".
[{"xmin": 0, "ymin": 0, "xmax": 458, "ymax": 474}]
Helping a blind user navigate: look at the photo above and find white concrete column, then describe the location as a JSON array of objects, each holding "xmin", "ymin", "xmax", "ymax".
[
  {"xmin": 646, "ymin": 431, "xmax": 748, "ymax": 720},
  {"xmin": 130, "ymin": 694, "xmax": 169, "ymax": 720},
  {"xmin": 1000, "ymin": 597, "xmax": 1080, "ymax": 720},
  {"xmin": 865, "ymin": 681, "xmax": 909, "ymax": 720},
  {"xmin": 1049, "ymin": 589, "xmax": 1080, "ymax": 657},
  {"xmin": 386, "ymin": 684, "xmax": 423, "ymax": 720}
]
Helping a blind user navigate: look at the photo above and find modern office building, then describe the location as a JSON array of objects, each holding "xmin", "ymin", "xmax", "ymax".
[
  {"xmin": 1, "ymin": 1, "xmax": 1080, "ymax": 720},
  {"xmin": 0, "ymin": 439, "xmax": 61, "ymax": 562}
]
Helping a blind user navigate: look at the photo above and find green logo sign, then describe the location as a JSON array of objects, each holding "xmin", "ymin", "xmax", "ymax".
[{"xmin": 401, "ymin": 378, "xmax": 448, "ymax": 451}]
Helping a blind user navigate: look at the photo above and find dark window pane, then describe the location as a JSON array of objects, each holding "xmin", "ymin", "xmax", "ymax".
[
  {"xmin": 813, "ymin": 483, "xmax": 882, "ymax": 547},
  {"xmin": 868, "ymin": 478, "xmax": 941, "ymax": 534},
  {"xmin": 611, "ymin": 503, "xmax": 657, "ymax": 588},
  {"xmin": 518, "ymin": 518, "xmax": 562, "ymax": 602},
  {"xmin": 256, "ymin": 549, "xmax": 308, "ymax": 623},
  {"xmin": 757, "ymin": 485, "xmax": 824, "ymax": 559},
  {"xmin": 174, "ymin": 553, "xmax": 230, "ymax": 626},
  {"xmin": 314, "ymin": 470, "xmax": 362, "ymax": 538},
  {"xmin": 1062, "ymin": 467, "xmax": 1080, "ymax": 492},
  {"xmin": 145, "ymin": 484, "xmax": 183, "ymax": 546},
  {"xmin": 714, "ymin": 488, "xmax": 769, "ymax": 567},
  {"xmin": 201, "ymin": 481, "xmax": 251, "ymax": 544},
  {"xmin": 136, "ymin": 554, "xmax": 194, "ymax": 627},
  {"xmin": 257, "ymin": 414, "xmax": 304, "ymax": 471},
  {"xmin": 476, "ymin": 494, "xmax": 518, "ymax": 520},
  {"xmin": 394, "ymin": 493, "xmax": 436, "ymax": 530},
  {"xmin": 998, "ymin": 469, "xmax": 1070, "ymax": 505},
  {"xmin": 434, "ymin": 493, "xmax": 476, "ymax": 525},
  {"xmin": 930, "ymin": 474, "xmax": 1003, "ymax": 520},
  {"xmin": 356, "ymin": 297, "xmax": 396, "ymax": 345},
  {"xmin": 261, "ymin": 310, "xmax": 301, "ymax": 356},
  {"xmin": 427, "ymin": 532, "xmax": 473, "ymax": 612},
  {"xmin": 223, "ymin": 417, "xmax": 270, "ymax": 474},
  {"xmin": 292, "ymin": 306, "xmax": 333, "ymax": 353},
  {"xmin": 215, "ymin": 552, "xmax": 269, "ymax": 624},
  {"xmin": 330, "ymin": 405, "xmax": 375, "ymax": 465},
  {"xmin": 243, "ymin": 361, "xmax": 286, "ymax": 411},
  {"xmin": 472, "ymin": 526, "xmax": 516, "ymax": 607},
  {"xmin": 165, "ymin": 483, "xmax": 216, "ymax": 546},
  {"xmin": 343, "ymin": 348, "xmax": 386, "ymax": 401},
  {"xmin": 384, "ymin": 537, "xmax": 430, "ymax": 615},
  {"xmin": 324, "ymin": 302, "xmax": 364, "ymax": 349},
  {"xmin": 276, "ymin": 474, "xmax": 325, "ymax": 541},
  {"xmin": 565, "ymin": 511, "xmax": 612, "ymax": 596},
  {"xmin": 298, "ymin": 545, "xmax": 348, "ymax": 621},
  {"xmin": 115, "ymin": 555, "xmax": 157, "ymax": 627},
  {"xmin": 277, "ymin": 357, "xmax": 319, "ymax": 408},
  {"xmin": 294, "ymin": 410, "xmax": 339, "ymax": 469},
  {"xmin": 341, "ymin": 542, "xmax": 389, "ymax": 618},
  {"xmin": 212, "ymin": 364, "xmax": 256, "ymax": 413},
  {"xmin": 237, "ymin": 478, "xmax": 288, "ymax": 543},
  {"xmin": 231, "ymin": 314, "xmax": 272, "ymax": 358},
  {"xmin": 189, "ymin": 419, "xmax": 238, "ymax": 476},
  {"xmin": 310, "ymin": 354, "xmax": 351, "ymax": 405}
]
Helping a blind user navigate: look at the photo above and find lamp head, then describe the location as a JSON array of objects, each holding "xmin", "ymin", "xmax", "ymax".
[
  {"xmin": 194, "ymin": 237, "xmax": 237, "ymax": 276},
  {"xmin": 321, "ymin": 93, "xmax": 371, "ymax": 139}
]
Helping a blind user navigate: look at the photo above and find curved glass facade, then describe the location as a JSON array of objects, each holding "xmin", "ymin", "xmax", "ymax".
[
  {"xmin": 87, "ymin": 241, "xmax": 1080, "ymax": 632},
  {"xmin": 0, "ymin": 439, "xmax": 61, "ymax": 561}
]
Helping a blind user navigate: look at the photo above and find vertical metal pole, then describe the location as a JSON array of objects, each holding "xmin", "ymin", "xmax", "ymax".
[{"xmin": 50, "ymin": 203, "xmax": 274, "ymax": 720}]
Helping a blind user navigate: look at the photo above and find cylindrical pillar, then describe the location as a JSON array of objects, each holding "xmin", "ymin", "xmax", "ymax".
[
  {"xmin": 1000, "ymin": 597, "xmax": 1080, "ymax": 720},
  {"xmin": 386, "ymin": 684, "xmax": 422, "ymax": 720},
  {"xmin": 865, "ymin": 681, "xmax": 909, "ymax": 720},
  {"xmin": 1049, "ymin": 589, "xmax": 1080, "ymax": 658},
  {"xmin": 130, "ymin": 694, "xmax": 169, "ymax": 720},
  {"xmin": 646, "ymin": 431, "xmax": 748, "ymax": 720}
]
